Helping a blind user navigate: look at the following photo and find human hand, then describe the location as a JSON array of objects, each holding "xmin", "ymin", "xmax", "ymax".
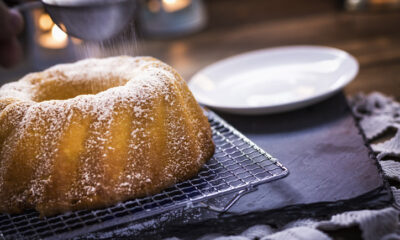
[{"xmin": 0, "ymin": 1, "xmax": 24, "ymax": 68}]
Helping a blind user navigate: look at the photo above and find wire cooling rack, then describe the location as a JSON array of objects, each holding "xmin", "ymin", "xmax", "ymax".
[{"xmin": 0, "ymin": 111, "xmax": 288, "ymax": 240}]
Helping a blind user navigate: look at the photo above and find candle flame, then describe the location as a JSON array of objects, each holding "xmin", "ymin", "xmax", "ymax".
[
  {"xmin": 38, "ymin": 24, "xmax": 68, "ymax": 49},
  {"xmin": 37, "ymin": 11, "xmax": 69, "ymax": 49},
  {"xmin": 162, "ymin": 0, "xmax": 191, "ymax": 12},
  {"xmin": 38, "ymin": 13, "xmax": 53, "ymax": 31},
  {"xmin": 51, "ymin": 24, "xmax": 68, "ymax": 42}
]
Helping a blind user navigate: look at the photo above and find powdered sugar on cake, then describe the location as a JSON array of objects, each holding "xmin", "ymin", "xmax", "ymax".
[{"xmin": 0, "ymin": 56, "xmax": 214, "ymax": 216}]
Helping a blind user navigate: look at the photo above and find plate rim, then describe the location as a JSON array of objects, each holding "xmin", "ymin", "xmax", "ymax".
[{"xmin": 188, "ymin": 45, "xmax": 359, "ymax": 114}]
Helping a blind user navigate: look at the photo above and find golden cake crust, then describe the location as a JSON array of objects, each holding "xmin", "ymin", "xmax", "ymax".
[{"xmin": 0, "ymin": 56, "xmax": 214, "ymax": 216}]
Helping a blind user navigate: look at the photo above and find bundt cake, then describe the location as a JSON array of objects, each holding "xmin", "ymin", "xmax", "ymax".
[{"xmin": 0, "ymin": 56, "xmax": 214, "ymax": 216}]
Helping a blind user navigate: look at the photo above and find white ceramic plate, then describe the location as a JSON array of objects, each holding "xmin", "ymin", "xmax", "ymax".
[{"xmin": 188, "ymin": 46, "xmax": 359, "ymax": 115}]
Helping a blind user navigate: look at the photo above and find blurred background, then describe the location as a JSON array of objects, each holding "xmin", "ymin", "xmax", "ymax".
[{"xmin": 1, "ymin": 0, "xmax": 400, "ymax": 98}]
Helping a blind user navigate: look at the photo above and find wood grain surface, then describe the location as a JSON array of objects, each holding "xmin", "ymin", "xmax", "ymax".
[{"xmin": 140, "ymin": 9, "xmax": 400, "ymax": 100}]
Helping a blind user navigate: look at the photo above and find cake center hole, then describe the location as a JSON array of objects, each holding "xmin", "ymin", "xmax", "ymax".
[{"xmin": 33, "ymin": 76, "xmax": 129, "ymax": 102}]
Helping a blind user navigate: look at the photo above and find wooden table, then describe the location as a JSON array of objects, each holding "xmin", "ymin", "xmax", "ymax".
[{"xmin": 140, "ymin": 9, "xmax": 400, "ymax": 100}]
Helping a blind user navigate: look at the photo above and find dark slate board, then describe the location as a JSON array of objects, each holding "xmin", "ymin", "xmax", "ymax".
[
  {"xmin": 218, "ymin": 92, "xmax": 388, "ymax": 214},
  {"xmin": 80, "ymin": 92, "xmax": 392, "ymax": 240}
]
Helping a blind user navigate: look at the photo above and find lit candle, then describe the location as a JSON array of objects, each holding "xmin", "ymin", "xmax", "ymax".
[
  {"xmin": 38, "ymin": 24, "xmax": 68, "ymax": 49},
  {"xmin": 162, "ymin": 0, "xmax": 191, "ymax": 12},
  {"xmin": 38, "ymin": 13, "xmax": 53, "ymax": 31}
]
